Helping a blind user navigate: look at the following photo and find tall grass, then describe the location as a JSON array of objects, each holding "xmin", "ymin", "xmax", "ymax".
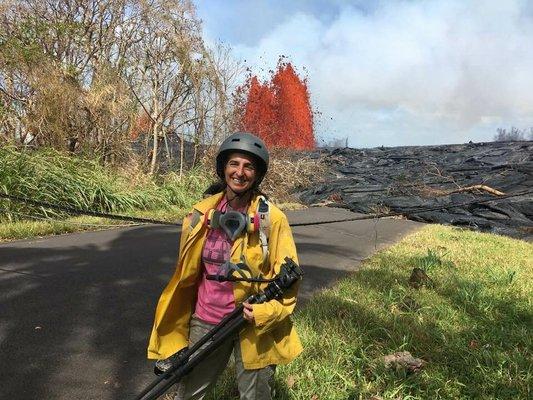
[{"xmin": 0, "ymin": 146, "xmax": 212, "ymax": 221}]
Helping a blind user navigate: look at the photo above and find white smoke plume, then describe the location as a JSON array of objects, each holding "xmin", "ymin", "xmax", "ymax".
[{"xmin": 201, "ymin": 0, "xmax": 533, "ymax": 147}]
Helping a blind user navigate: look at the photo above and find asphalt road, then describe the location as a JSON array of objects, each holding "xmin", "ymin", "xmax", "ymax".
[{"xmin": 0, "ymin": 207, "xmax": 421, "ymax": 400}]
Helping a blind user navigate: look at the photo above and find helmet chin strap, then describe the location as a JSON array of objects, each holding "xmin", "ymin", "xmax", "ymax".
[{"xmin": 226, "ymin": 185, "xmax": 254, "ymax": 208}]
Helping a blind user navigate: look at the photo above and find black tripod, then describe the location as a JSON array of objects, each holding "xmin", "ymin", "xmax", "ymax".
[{"xmin": 134, "ymin": 257, "xmax": 303, "ymax": 400}]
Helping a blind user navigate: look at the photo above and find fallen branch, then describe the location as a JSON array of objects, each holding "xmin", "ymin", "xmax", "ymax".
[
  {"xmin": 444, "ymin": 184, "xmax": 505, "ymax": 196},
  {"xmin": 421, "ymin": 184, "xmax": 505, "ymax": 197}
]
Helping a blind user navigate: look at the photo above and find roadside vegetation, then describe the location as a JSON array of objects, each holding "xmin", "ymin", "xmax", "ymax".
[
  {"xmin": 207, "ymin": 225, "xmax": 532, "ymax": 400},
  {"xmin": 0, "ymin": 146, "xmax": 212, "ymax": 240}
]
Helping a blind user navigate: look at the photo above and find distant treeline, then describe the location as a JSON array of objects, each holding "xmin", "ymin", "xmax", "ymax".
[
  {"xmin": 493, "ymin": 127, "xmax": 533, "ymax": 142},
  {"xmin": 0, "ymin": 0, "xmax": 242, "ymax": 173}
]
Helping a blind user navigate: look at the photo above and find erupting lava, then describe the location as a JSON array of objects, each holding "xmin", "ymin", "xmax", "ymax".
[{"xmin": 237, "ymin": 59, "xmax": 315, "ymax": 150}]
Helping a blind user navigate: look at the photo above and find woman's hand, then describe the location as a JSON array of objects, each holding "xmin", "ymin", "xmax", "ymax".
[{"xmin": 243, "ymin": 302, "xmax": 255, "ymax": 323}]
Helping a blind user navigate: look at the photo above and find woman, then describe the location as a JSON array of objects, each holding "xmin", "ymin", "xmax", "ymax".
[{"xmin": 147, "ymin": 132, "xmax": 302, "ymax": 400}]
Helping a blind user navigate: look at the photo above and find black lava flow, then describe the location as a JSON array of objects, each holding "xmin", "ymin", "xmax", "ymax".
[{"xmin": 298, "ymin": 141, "xmax": 533, "ymax": 240}]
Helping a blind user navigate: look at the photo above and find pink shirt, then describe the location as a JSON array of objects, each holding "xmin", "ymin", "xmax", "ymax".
[{"xmin": 194, "ymin": 197, "xmax": 246, "ymax": 324}]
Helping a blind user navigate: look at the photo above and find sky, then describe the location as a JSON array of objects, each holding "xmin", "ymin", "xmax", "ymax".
[{"xmin": 195, "ymin": 0, "xmax": 533, "ymax": 148}]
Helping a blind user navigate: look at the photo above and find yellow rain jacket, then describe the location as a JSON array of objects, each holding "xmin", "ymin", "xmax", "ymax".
[{"xmin": 147, "ymin": 192, "xmax": 303, "ymax": 369}]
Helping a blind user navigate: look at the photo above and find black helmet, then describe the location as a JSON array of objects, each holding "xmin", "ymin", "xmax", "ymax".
[{"xmin": 216, "ymin": 132, "xmax": 269, "ymax": 185}]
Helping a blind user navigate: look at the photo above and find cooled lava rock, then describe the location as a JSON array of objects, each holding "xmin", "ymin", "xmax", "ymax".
[{"xmin": 298, "ymin": 141, "xmax": 533, "ymax": 240}]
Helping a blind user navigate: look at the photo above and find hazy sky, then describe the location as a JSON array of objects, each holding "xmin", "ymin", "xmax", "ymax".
[{"xmin": 196, "ymin": 0, "xmax": 533, "ymax": 148}]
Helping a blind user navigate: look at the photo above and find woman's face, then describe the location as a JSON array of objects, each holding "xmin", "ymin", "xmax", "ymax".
[{"xmin": 224, "ymin": 152, "xmax": 257, "ymax": 195}]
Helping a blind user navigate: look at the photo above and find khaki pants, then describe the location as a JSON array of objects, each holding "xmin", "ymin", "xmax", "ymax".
[{"xmin": 174, "ymin": 315, "xmax": 275, "ymax": 400}]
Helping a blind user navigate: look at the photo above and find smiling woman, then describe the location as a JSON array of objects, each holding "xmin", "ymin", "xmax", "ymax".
[{"xmin": 147, "ymin": 132, "xmax": 302, "ymax": 400}]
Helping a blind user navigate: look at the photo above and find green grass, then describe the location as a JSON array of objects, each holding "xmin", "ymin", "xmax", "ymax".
[
  {"xmin": 207, "ymin": 225, "xmax": 533, "ymax": 400},
  {"xmin": 0, "ymin": 146, "xmax": 212, "ymax": 216},
  {"xmin": 0, "ymin": 146, "xmax": 212, "ymax": 239},
  {"xmin": 0, "ymin": 215, "xmax": 130, "ymax": 240},
  {"xmin": 0, "ymin": 208, "xmax": 192, "ymax": 242}
]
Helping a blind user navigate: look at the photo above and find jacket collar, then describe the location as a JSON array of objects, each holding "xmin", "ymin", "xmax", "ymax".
[
  {"xmin": 193, "ymin": 191, "xmax": 261, "ymax": 215},
  {"xmin": 193, "ymin": 192, "xmax": 225, "ymax": 214}
]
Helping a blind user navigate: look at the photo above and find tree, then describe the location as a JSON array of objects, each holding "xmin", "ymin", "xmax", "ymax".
[
  {"xmin": 0, "ymin": 0, "xmax": 240, "ymax": 171},
  {"xmin": 493, "ymin": 127, "xmax": 532, "ymax": 142}
]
